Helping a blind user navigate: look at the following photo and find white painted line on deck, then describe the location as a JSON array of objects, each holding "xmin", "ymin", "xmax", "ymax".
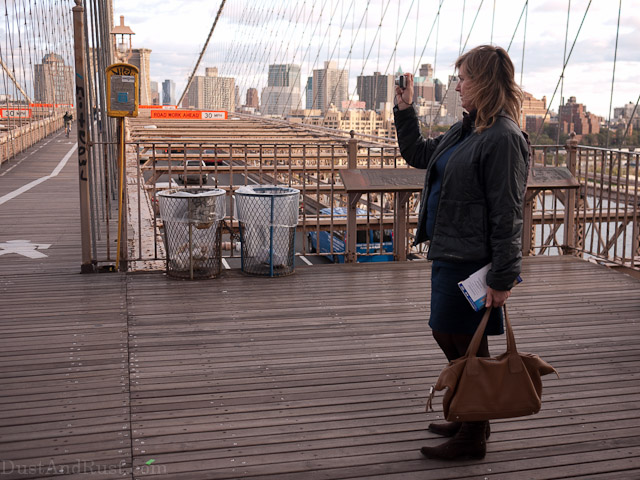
[
  {"xmin": 299, "ymin": 255, "xmax": 313, "ymax": 266},
  {"xmin": 0, "ymin": 142, "xmax": 77, "ymax": 206},
  {"xmin": 0, "ymin": 142, "xmax": 47, "ymax": 176},
  {"xmin": 222, "ymin": 258, "xmax": 231, "ymax": 270}
]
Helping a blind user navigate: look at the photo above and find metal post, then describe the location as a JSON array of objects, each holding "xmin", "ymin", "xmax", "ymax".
[
  {"xmin": 72, "ymin": 0, "xmax": 95, "ymax": 273},
  {"xmin": 395, "ymin": 192, "xmax": 410, "ymax": 261},
  {"xmin": 346, "ymin": 131, "xmax": 358, "ymax": 263},
  {"xmin": 563, "ymin": 132, "xmax": 579, "ymax": 254},
  {"xmin": 115, "ymin": 117, "xmax": 128, "ymax": 271}
]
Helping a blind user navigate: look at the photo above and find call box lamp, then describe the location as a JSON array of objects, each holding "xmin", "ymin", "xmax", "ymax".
[{"xmin": 111, "ymin": 15, "xmax": 135, "ymax": 62}]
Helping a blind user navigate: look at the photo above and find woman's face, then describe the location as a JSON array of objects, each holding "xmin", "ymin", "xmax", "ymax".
[{"xmin": 455, "ymin": 64, "xmax": 475, "ymax": 112}]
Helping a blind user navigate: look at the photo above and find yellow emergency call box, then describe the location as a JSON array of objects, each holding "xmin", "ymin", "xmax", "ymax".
[{"xmin": 106, "ymin": 63, "xmax": 139, "ymax": 118}]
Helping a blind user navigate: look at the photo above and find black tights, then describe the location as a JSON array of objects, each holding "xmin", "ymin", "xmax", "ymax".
[{"xmin": 432, "ymin": 331, "xmax": 490, "ymax": 362}]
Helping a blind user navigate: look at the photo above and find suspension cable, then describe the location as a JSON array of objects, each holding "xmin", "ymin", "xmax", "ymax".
[
  {"xmin": 535, "ymin": 0, "xmax": 593, "ymax": 137},
  {"xmin": 606, "ymin": 0, "xmax": 622, "ymax": 148},
  {"xmin": 507, "ymin": 0, "xmax": 527, "ymax": 53},
  {"xmin": 520, "ymin": 0, "xmax": 528, "ymax": 87},
  {"xmin": 177, "ymin": 0, "xmax": 228, "ymax": 108},
  {"xmin": 490, "ymin": 0, "xmax": 496, "ymax": 44},
  {"xmin": 557, "ymin": 0, "xmax": 571, "ymax": 144}
]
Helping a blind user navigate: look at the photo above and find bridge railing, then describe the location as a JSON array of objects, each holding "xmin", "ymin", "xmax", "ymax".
[
  {"xmin": 115, "ymin": 139, "xmax": 422, "ymax": 270},
  {"xmin": 0, "ymin": 113, "xmax": 66, "ymax": 166},
  {"xmin": 87, "ymin": 137, "xmax": 639, "ymax": 272},
  {"xmin": 528, "ymin": 140, "xmax": 639, "ymax": 270}
]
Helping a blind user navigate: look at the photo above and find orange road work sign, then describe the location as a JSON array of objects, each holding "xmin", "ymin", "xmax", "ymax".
[{"xmin": 150, "ymin": 110, "xmax": 228, "ymax": 120}]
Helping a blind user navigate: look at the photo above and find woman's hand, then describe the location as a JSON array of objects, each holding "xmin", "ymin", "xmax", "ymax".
[
  {"xmin": 395, "ymin": 73, "xmax": 414, "ymax": 110},
  {"xmin": 486, "ymin": 287, "xmax": 511, "ymax": 308}
]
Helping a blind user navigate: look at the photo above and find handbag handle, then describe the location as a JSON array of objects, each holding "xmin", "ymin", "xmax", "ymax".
[{"xmin": 465, "ymin": 304, "xmax": 518, "ymax": 358}]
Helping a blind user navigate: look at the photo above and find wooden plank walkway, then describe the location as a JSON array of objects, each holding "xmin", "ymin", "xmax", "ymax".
[
  {"xmin": 124, "ymin": 258, "xmax": 640, "ymax": 480},
  {"xmin": 0, "ymin": 129, "xmax": 131, "ymax": 479},
  {"xmin": 1, "ymin": 132, "xmax": 640, "ymax": 479}
]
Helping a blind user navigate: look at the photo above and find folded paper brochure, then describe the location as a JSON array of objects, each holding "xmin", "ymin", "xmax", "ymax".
[{"xmin": 457, "ymin": 263, "xmax": 522, "ymax": 311}]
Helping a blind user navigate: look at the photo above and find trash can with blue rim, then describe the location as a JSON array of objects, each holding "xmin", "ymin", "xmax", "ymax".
[{"xmin": 234, "ymin": 185, "xmax": 300, "ymax": 276}]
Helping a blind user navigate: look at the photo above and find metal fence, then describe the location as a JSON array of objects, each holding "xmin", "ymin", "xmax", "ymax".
[
  {"xmin": 117, "ymin": 138, "xmax": 420, "ymax": 270},
  {"xmin": 528, "ymin": 139, "xmax": 639, "ymax": 269},
  {"xmin": 86, "ymin": 135, "xmax": 639, "ymax": 272}
]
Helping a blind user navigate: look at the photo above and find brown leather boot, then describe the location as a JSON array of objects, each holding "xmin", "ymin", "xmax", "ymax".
[
  {"xmin": 421, "ymin": 421, "xmax": 488, "ymax": 460},
  {"xmin": 428, "ymin": 421, "xmax": 490, "ymax": 439}
]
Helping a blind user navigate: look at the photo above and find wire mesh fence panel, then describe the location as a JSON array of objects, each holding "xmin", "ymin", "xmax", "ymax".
[
  {"xmin": 235, "ymin": 186, "xmax": 300, "ymax": 277},
  {"xmin": 158, "ymin": 188, "xmax": 226, "ymax": 279}
]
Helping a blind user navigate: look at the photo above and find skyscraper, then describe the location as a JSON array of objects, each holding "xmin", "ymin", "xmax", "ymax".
[
  {"xmin": 150, "ymin": 81, "xmax": 159, "ymax": 105},
  {"xmin": 185, "ymin": 67, "xmax": 235, "ymax": 111},
  {"xmin": 441, "ymin": 75, "xmax": 463, "ymax": 124},
  {"xmin": 312, "ymin": 61, "xmax": 349, "ymax": 113},
  {"xmin": 162, "ymin": 79, "xmax": 175, "ymax": 105},
  {"xmin": 305, "ymin": 77, "xmax": 313, "ymax": 110},
  {"xmin": 434, "ymin": 78, "xmax": 446, "ymax": 102},
  {"xmin": 129, "ymin": 48, "xmax": 152, "ymax": 106},
  {"xmin": 419, "ymin": 64, "xmax": 434, "ymax": 79},
  {"xmin": 261, "ymin": 64, "xmax": 302, "ymax": 116},
  {"xmin": 245, "ymin": 88, "xmax": 259, "ymax": 108},
  {"xmin": 356, "ymin": 72, "xmax": 394, "ymax": 112},
  {"xmin": 268, "ymin": 64, "xmax": 301, "ymax": 88},
  {"xmin": 33, "ymin": 53, "xmax": 74, "ymax": 104}
]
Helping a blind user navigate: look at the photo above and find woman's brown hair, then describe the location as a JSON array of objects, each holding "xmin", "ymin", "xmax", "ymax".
[{"xmin": 455, "ymin": 45, "xmax": 523, "ymax": 133}]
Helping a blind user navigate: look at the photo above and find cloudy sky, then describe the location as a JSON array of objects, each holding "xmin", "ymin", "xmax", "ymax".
[{"xmin": 113, "ymin": 0, "xmax": 639, "ymax": 118}]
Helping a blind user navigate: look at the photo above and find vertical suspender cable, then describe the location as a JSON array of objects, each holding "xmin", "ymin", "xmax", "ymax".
[
  {"xmin": 520, "ymin": 0, "xmax": 528, "ymax": 87},
  {"xmin": 606, "ymin": 0, "xmax": 622, "ymax": 148},
  {"xmin": 491, "ymin": 0, "xmax": 496, "ymax": 44},
  {"xmin": 413, "ymin": 1, "xmax": 419, "ymax": 71},
  {"xmin": 428, "ymin": 12, "xmax": 441, "ymax": 137},
  {"xmin": 459, "ymin": 0, "xmax": 465, "ymax": 56},
  {"xmin": 557, "ymin": 0, "xmax": 571, "ymax": 144}
]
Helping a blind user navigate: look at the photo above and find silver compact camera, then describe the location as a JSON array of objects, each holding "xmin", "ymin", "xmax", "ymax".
[{"xmin": 395, "ymin": 75, "xmax": 407, "ymax": 89}]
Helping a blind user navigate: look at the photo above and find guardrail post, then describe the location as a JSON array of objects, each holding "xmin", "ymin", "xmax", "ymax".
[
  {"xmin": 346, "ymin": 130, "xmax": 358, "ymax": 263},
  {"xmin": 562, "ymin": 133, "xmax": 579, "ymax": 255}
]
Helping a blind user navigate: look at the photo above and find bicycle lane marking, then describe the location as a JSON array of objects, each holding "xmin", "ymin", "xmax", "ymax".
[
  {"xmin": 0, "ymin": 133, "xmax": 61, "ymax": 177},
  {"xmin": 0, "ymin": 142, "xmax": 78, "ymax": 207}
]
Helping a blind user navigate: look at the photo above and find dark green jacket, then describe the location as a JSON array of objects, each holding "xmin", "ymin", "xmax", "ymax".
[{"xmin": 394, "ymin": 106, "xmax": 529, "ymax": 291}]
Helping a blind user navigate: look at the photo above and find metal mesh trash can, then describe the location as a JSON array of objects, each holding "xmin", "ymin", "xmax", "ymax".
[
  {"xmin": 235, "ymin": 185, "xmax": 300, "ymax": 276},
  {"xmin": 158, "ymin": 188, "xmax": 226, "ymax": 279}
]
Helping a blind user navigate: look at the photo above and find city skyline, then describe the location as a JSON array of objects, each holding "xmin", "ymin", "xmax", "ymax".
[{"xmin": 114, "ymin": 1, "xmax": 639, "ymax": 119}]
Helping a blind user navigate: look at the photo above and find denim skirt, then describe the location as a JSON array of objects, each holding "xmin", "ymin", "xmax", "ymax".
[{"xmin": 428, "ymin": 260, "xmax": 504, "ymax": 336}]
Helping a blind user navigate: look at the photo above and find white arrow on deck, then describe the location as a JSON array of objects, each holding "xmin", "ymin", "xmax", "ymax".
[{"xmin": 0, "ymin": 239, "xmax": 51, "ymax": 258}]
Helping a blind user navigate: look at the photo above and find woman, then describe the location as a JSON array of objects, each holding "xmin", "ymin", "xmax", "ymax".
[{"xmin": 394, "ymin": 45, "xmax": 529, "ymax": 460}]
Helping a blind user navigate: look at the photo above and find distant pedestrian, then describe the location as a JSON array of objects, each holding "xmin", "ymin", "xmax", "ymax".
[{"xmin": 394, "ymin": 45, "xmax": 529, "ymax": 460}]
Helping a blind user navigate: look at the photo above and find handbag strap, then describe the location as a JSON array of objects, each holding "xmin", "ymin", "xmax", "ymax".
[
  {"xmin": 503, "ymin": 304, "xmax": 518, "ymax": 354},
  {"xmin": 466, "ymin": 304, "xmax": 518, "ymax": 358}
]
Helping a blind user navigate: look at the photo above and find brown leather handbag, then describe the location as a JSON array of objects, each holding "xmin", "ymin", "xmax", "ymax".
[{"xmin": 426, "ymin": 305, "xmax": 558, "ymax": 422}]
